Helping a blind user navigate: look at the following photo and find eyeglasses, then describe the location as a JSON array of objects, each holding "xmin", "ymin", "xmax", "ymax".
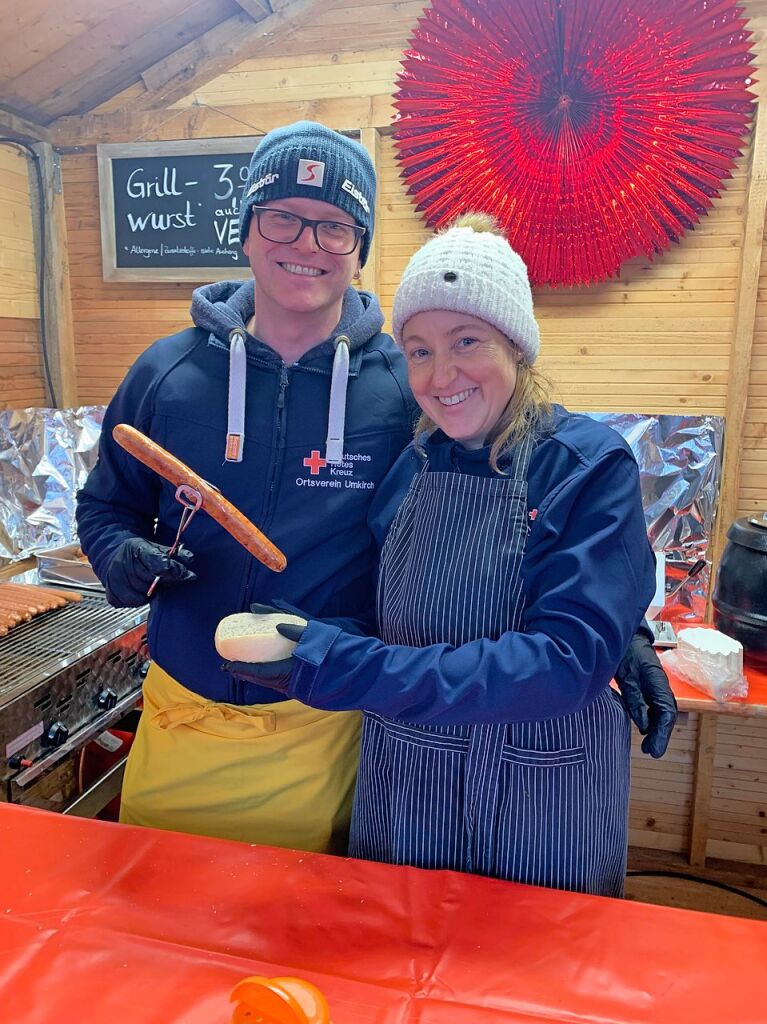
[{"xmin": 249, "ymin": 205, "xmax": 366, "ymax": 255}]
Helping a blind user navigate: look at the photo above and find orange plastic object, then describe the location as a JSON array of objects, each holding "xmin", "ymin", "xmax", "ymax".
[{"xmin": 231, "ymin": 976, "xmax": 331, "ymax": 1023}]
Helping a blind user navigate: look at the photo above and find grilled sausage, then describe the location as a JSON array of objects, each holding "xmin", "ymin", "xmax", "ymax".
[{"xmin": 112, "ymin": 424, "xmax": 287, "ymax": 573}]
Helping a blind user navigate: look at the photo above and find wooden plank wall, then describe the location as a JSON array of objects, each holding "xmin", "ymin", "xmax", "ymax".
[
  {"xmin": 67, "ymin": 79, "xmax": 743, "ymax": 421},
  {"xmin": 629, "ymin": 714, "xmax": 697, "ymax": 855},
  {"xmin": 628, "ymin": 707, "xmax": 767, "ymax": 866},
  {"xmin": 63, "ymin": 154, "xmax": 198, "ymax": 403},
  {"xmin": 743, "ymin": 210, "xmax": 767, "ymax": 520},
  {"xmin": 708, "ymin": 716, "xmax": 767, "ymax": 863},
  {"xmin": 51, "ymin": 0, "xmax": 766, "ymax": 864},
  {"xmin": 379, "ymin": 133, "xmax": 738, "ymax": 417},
  {"xmin": 0, "ymin": 144, "xmax": 45, "ymax": 408},
  {"xmin": 56, "ymin": 0, "xmax": 760, "ymax": 451}
]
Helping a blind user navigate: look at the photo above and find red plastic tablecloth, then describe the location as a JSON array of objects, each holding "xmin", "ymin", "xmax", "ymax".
[{"xmin": 1, "ymin": 804, "xmax": 765, "ymax": 1023}]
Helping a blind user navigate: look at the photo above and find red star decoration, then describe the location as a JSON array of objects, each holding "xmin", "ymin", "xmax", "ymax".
[{"xmin": 394, "ymin": 0, "xmax": 756, "ymax": 286}]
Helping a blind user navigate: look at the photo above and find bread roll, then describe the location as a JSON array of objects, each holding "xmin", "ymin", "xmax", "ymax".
[{"xmin": 215, "ymin": 611, "xmax": 306, "ymax": 663}]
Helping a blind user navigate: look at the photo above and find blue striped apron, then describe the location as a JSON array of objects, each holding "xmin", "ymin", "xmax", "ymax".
[{"xmin": 349, "ymin": 434, "xmax": 631, "ymax": 897}]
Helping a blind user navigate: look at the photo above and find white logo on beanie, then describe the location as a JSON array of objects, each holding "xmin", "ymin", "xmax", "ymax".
[
  {"xmin": 246, "ymin": 171, "xmax": 279, "ymax": 197},
  {"xmin": 297, "ymin": 159, "xmax": 325, "ymax": 187},
  {"xmin": 341, "ymin": 178, "xmax": 370, "ymax": 214}
]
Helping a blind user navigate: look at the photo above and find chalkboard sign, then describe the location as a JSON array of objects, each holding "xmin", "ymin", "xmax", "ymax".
[{"xmin": 97, "ymin": 137, "xmax": 263, "ymax": 282}]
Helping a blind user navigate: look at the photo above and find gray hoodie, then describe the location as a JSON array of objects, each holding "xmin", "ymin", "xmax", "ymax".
[{"xmin": 190, "ymin": 279, "xmax": 387, "ymax": 464}]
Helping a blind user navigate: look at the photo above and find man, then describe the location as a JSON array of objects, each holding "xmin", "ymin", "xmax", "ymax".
[{"xmin": 77, "ymin": 121, "xmax": 676, "ymax": 853}]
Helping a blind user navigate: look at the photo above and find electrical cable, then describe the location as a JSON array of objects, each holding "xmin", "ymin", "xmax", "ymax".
[
  {"xmin": 0, "ymin": 136, "xmax": 57, "ymax": 407},
  {"xmin": 627, "ymin": 870, "xmax": 767, "ymax": 911}
]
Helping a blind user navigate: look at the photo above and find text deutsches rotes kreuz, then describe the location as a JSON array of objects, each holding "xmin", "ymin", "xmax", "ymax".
[{"xmin": 296, "ymin": 451, "xmax": 375, "ymax": 490}]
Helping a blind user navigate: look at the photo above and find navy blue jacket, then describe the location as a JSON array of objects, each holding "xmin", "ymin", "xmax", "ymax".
[
  {"xmin": 76, "ymin": 282, "xmax": 414, "ymax": 702},
  {"xmin": 283, "ymin": 408, "xmax": 657, "ymax": 724}
]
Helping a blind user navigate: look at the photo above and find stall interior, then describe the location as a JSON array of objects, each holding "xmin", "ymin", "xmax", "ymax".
[{"xmin": 0, "ymin": 0, "xmax": 766, "ymax": 918}]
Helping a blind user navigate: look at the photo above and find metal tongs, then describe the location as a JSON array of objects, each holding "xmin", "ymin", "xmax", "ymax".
[
  {"xmin": 664, "ymin": 558, "xmax": 706, "ymax": 604},
  {"xmin": 147, "ymin": 484, "xmax": 203, "ymax": 598}
]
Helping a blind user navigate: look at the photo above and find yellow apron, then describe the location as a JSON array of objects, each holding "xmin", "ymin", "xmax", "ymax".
[{"xmin": 120, "ymin": 663, "xmax": 361, "ymax": 853}]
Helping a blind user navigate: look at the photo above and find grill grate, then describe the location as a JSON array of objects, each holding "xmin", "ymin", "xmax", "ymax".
[{"xmin": 0, "ymin": 595, "xmax": 147, "ymax": 700}]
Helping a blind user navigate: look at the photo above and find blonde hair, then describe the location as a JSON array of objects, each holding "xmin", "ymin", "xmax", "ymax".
[{"xmin": 413, "ymin": 211, "xmax": 552, "ymax": 472}]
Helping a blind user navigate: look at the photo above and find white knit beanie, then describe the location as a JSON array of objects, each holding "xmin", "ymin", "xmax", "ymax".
[{"xmin": 392, "ymin": 222, "xmax": 540, "ymax": 364}]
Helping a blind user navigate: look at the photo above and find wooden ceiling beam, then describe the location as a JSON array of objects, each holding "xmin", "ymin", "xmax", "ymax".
[
  {"xmin": 231, "ymin": 0, "xmax": 273, "ymax": 19},
  {"xmin": 0, "ymin": 106, "xmax": 51, "ymax": 145},
  {"xmin": 138, "ymin": 12, "xmax": 255, "ymax": 99},
  {"xmin": 135, "ymin": 0, "xmax": 326, "ymax": 111},
  {"xmin": 51, "ymin": 94, "xmax": 394, "ymax": 148},
  {"xmin": 13, "ymin": 0, "xmax": 236, "ymax": 125}
]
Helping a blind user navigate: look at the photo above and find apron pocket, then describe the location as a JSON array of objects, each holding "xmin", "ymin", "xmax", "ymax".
[
  {"xmin": 502, "ymin": 744, "xmax": 586, "ymax": 767},
  {"xmin": 369, "ymin": 714, "xmax": 470, "ymax": 752}
]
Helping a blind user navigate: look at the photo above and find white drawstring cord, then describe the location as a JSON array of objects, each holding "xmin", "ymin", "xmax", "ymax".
[
  {"xmin": 325, "ymin": 335, "xmax": 350, "ymax": 464},
  {"xmin": 225, "ymin": 327, "xmax": 247, "ymax": 462}
]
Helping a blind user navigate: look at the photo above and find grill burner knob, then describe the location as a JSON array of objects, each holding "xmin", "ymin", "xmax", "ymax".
[
  {"xmin": 97, "ymin": 688, "xmax": 118, "ymax": 711},
  {"xmin": 7, "ymin": 754, "xmax": 33, "ymax": 770},
  {"xmin": 42, "ymin": 721, "xmax": 69, "ymax": 748}
]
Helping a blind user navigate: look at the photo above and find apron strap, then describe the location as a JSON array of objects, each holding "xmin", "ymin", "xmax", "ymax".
[{"xmin": 465, "ymin": 723, "xmax": 507, "ymax": 875}]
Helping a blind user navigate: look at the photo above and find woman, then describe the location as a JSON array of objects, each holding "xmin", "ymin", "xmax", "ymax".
[{"xmin": 228, "ymin": 214, "xmax": 656, "ymax": 896}]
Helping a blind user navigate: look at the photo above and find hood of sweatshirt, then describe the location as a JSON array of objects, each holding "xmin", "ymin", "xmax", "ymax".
[
  {"xmin": 190, "ymin": 279, "xmax": 385, "ymax": 356},
  {"xmin": 189, "ymin": 280, "xmax": 386, "ymax": 464}
]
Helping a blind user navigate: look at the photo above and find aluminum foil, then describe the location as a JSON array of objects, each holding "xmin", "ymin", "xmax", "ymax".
[
  {"xmin": 589, "ymin": 413, "xmax": 724, "ymax": 623},
  {"xmin": 0, "ymin": 407, "xmax": 723, "ymax": 623},
  {"xmin": 0, "ymin": 407, "xmax": 104, "ymax": 568}
]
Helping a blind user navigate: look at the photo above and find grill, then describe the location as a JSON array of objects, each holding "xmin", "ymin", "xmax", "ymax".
[
  {"xmin": 0, "ymin": 595, "xmax": 144, "ymax": 695},
  {"xmin": 0, "ymin": 590, "xmax": 148, "ymax": 810}
]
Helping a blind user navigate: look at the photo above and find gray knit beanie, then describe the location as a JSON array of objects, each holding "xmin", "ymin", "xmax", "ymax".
[
  {"xmin": 391, "ymin": 219, "xmax": 540, "ymax": 364},
  {"xmin": 239, "ymin": 121, "xmax": 376, "ymax": 265}
]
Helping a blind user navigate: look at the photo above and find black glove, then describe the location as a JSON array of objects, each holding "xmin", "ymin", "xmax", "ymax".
[
  {"xmin": 615, "ymin": 631, "xmax": 678, "ymax": 758},
  {"xmin": 223, "ymin": 603, "xmax": 308, "ymax": 692},
  {"xmin": 105, "ymin": 537, "xmax": 196, "ymax": 607}
]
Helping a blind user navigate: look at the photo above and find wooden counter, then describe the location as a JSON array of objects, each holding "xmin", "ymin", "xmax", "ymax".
[{"xmin": 629, "ymin": 647, "xmax": 767, "ymax": 868}]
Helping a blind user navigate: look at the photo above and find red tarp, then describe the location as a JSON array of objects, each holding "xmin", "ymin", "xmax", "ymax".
[{"xmin": 1, "ymin": 803, "xmax": 765, "ymax": 1023}]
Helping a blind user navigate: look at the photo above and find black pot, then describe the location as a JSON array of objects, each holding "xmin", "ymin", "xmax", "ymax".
[{"xmin": 713, "ymin": 513, "xmax": 767, "ymax": 665}]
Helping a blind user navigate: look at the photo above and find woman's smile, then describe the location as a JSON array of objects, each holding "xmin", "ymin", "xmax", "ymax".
[{"xmin": 436, "ymin": 387, "xmax": 478, "ymax": 407}]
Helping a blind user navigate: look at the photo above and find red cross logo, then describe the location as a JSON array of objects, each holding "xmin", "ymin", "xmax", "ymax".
[{"xmin": 303, "ymin": 450, "xmax": 327, "ymax": 475}]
